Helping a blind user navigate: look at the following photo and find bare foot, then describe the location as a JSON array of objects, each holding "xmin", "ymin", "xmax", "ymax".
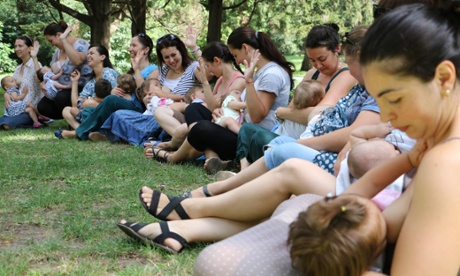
[
  {"xmin": 140, "ymin": 186, "xmax": 186, "ymax": 220},
  {"xmin": 61, "ymin": 130, "xmax": 77, "ymax": 139},
  {"xmin": 118, "ymin": 219, "xmax": 185, "ymax": 252},
  {"xmin": 204, "ymin": 157, "xmax": 232, "ymax": 174}
]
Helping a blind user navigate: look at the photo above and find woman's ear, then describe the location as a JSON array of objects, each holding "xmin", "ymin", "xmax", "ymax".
[
  {"xmin": 435, "ymin": 60, "xmax": 456, "ymax": 92},
  {"xmin": 213, "ymin": 56, "xmax": 220, "ymax": 64}
]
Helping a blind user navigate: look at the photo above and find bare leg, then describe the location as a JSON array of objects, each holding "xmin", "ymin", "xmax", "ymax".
[
  {"xmin": 62, "ymin": 106, "xmax": 80, "ymax": 130},
  {"xmin": 25, "ymin": 107, "xmax": 39, "ymax": 123},
  {"xmin": 119, "ymin": 218, "xmax": 257, "ymax": 252},
  {"xmin": 193, "ymin": 157, "xmax": 270, "ymax": 197},
  {"xmin": 141, "ymin": 158, "xmax": 336, "ymax": 222},
  {"xmin": 239, "ymin": 157, "xmax": 251, "ymax": 171},
  {"xmin": 218, "ymin": 117, "xmax": 241, "ymax": 134},
  {"xmin": 146, "ymin": 138, "xmax": 203, "ymax": 163},
  {"xmin": 154, "ymin": 107, "xmax": 182, "ymax": 135}
]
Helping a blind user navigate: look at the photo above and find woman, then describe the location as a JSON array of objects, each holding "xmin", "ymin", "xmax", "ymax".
[
  {"xmin": 55, "ymin": 44, "xmax": 119, "ymax": 139},
  {"xmin": 93, "ymin": 33, "xmax": 201, "ymax": 145},
  {"xmin": 236, "ymin": 24, "xmax": 357, "ymax": 169},
  {"xmin": 144, "ymin": 41, "xmax": 245, "ymax": 161},
  {"xmin": 117, "ymin": 25, "xmax": 379, "ymax": 256},
  {"xmin": 62, "ymin": 33, "xmax": 159, "ymax": 140},
  {"xmin": 148, "ymin": 27, "xmax": 294, "ymax": 168},
  {"xmin": 36, "ymin": 21, "xmax": 92, "ymax": 119},
  {"xmin": 0, "ymin": 36, "xmax": 43, "ymax": 129}
]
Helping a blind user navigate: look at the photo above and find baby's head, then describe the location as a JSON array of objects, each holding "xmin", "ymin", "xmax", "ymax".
[
  {"xmin": 288, "ymin": 194, "xmax": 387, "ymax": 276},
  {"xmin": 137, "ymin": 78, "xmax": 161, "ymax": 100},
  {"xmin": 227, "ymin": 89, "xmax": 242, "ymax": 100},
  {"xmin": 117, "ymin": 74, "xmax": 136, "ymax": 95},
  {"xmin": 348, "ymin": 139, "xmax": 400, "ymax": 179},
  {"xmin": 185, "ymin": 85, "xmax": 205, "ymax": 104},
  {"xmin": 94, "ymin": 79, "xmax": 112, "ymax": 99},
  {"xmin": 1, "ymin": 76, "xmax": 17, "ymax": 91},
  {"xmin": 293, "ymin": 80, "xmax": 325, "ymax": 109},
  {"xmin": 36, "ymin": 66, "xmax": 52, "ymax": 82}
]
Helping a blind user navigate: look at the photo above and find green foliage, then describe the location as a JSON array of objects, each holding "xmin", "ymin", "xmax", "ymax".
[{"xmin": 0, "ymin": 22, "xmax": 16, "ymax": 73}]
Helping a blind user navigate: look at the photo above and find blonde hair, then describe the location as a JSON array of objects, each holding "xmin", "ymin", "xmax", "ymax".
[{"xmin": 293, "ymin": 80, "xmax": 325, "ymax": 109}]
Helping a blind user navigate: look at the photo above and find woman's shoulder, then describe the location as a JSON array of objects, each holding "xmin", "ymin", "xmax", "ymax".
[
  {"xmin": 73, "ymin": 38, "xmax": 90, "ymax": 52},
  {"xmin": 103, "ymin": 67, "xmax": 120, "ymax": 75}
]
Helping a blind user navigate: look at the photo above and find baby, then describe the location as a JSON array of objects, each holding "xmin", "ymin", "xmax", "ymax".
[
  {"xmin": 117, "ymin": 73, "xmax": 137, "ymax": 100},
  {"xmin": 70, "ymin": 79, "xmax": 112, "ymax": 122},
  {"xmin": 1, "ymin": 76, "xmax": 43, "ymax": 128},
  {"xmin": 288, "ymin": 193, "xmax": 387, "ymax": 276},
  {"xmin": 142, "ymin": 78, "xmax": 170, "ymax": 116},
  {"xmin": 275, "ymin": 80, "xmax": 325, "ymax": 137},
  {"xmin": 36, "ymin": 66, "xmax": 71, "ymax": 100},
  {"xmin": 214, "ymin": 89, "xmax": 247, "ymax": 134}
]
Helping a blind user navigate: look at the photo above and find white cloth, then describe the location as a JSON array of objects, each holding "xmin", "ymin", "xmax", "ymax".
[{"xmin": 143, "ymin": 96, "xmax": 174, "ymax": 116}]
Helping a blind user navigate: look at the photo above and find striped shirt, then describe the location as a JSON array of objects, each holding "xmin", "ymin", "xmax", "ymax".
[{"xmin": 158, "ymin": 61, "xmax": 200, "ymax": 95}]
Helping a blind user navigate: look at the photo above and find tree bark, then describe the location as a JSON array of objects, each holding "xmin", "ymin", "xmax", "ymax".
[
  {"xmin": 130, "ymin": 0, "xmax": 146, "ymax": 36},
  {"xmin": 207, "ymin": 0, "xmax": 223, "ymax": 43},
  {"xmin": 89, "ymin": 0, "xmax": 111, "ymax": 49}
]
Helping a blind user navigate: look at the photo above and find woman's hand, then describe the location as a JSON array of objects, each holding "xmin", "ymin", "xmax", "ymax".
[
  {"xmin": 111, "ymin": 87, "xmax": 126, "ymax": 97},
  {"xmin": 143, "ymin": 93, "xmax": 153, "ymax": 106},
  {"xmin": 31, "ymin": 40, "xmax": 40, "ymax": 58},
  {"xmin": 243, "ymin": 49, "xmax": 260, "ymax": 83},
  {"xmin": 212, "ymin": 108, "xmax": 224, "ymax": 122},
  {"xmin": 184, "ymin": 25, "xmax": 198, "ymax": 51},
  {"xmin": 196, "ymin": 59, "xmax": 209, "ymax": 84},
  {"xmin": 70, "ymin": 70, "xmax": 80, "ymax": 82},
  {"xmin": 130, "ymin": 50, "xmax": 144, "ymax": 71},
  {"xmin": 59, "ymin": 26, "xmax": 72, "ymax": 41}
]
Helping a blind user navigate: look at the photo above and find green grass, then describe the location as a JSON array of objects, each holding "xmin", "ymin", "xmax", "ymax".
[
  {"xmin": 0, "ymin": 94, "xmax": 216, "ymax": 275},
  {"xmin": 0, "ymin": 55, "xmax": 304, "ymax": 274}
]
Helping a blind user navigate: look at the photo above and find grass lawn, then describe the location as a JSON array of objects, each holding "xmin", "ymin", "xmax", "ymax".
[
  {"xmin": 0, "ymin": 94, "xmax": 216, "ymax": 274},
  {"xmin": 0, "ymin": 55, "xmax": 305, "ymax": 274}
]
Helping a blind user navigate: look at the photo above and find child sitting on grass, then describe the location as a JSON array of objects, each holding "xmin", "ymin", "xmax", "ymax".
[
  {"xmin": 214, "ymin": 89, "xmax": 246, "ymax": 134},
  {"xmin": 288, "ymin": 193, "xmax": 387, "ymax": 276},
  {"xmin": 1, "ymin": 75, "xmax": 43, "ymax": 128},
  {"xmin": 36, "ymin": 66, "xmax": 71, "ymax": 100}
]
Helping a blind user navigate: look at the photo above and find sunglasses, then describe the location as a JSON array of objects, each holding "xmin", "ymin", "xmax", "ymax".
[{"xmin": 157, "ymin": 34, "xmax": 177, "ymax": 45}]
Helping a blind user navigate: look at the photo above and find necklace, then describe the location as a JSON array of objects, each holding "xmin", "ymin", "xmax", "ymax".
[{"xmin": 171, "ymin": 67, "xmax": 184, "ymax": 74}]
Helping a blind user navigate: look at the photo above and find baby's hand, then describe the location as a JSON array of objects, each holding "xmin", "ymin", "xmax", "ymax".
[
  {"xmin": 407, "ymin": 140, "xmax": 427, "ymax": 168},
  {"xmin": 374, "ymin": 122, "xmax": 393, "ymax": 138}
]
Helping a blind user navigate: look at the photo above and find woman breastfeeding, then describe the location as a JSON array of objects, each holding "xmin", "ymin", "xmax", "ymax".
[
  {"xmin": 144, "ymin": 41, "xmax": 245, "ymax": 159},
  {"xmin": 236, "ymin": 24, "xmax": 357, "ymax": 169},
  {"xmin": 57, "ymin": 33, "xmax": 158, "ymax": 140},
  {"xmin": 148, "ymin": 26, "xmax": 293, "ymax": 168},
  {"xmin": 36, "ymin": 22, "xmax": 92, "ymax": 119},
  {"xmin": 92, "ymin": 33, "xmax": 201, "ymax": 144},
  {"xmin": 55, "ymin": 44, "xmax": 119, "ymax": 138}
]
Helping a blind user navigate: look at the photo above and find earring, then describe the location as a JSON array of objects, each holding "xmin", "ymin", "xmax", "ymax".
[{"xmin": 442, "ymin": 89, "xmax": 451, "ymax": 97}]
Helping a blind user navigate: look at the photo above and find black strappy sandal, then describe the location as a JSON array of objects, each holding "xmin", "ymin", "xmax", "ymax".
[
  {"xmin": 117, "ymin": 221, "xmax": 187, "ymax": 254},
  {"xmin": 138, "ymin": 189, "xmax": 190, "ymax": 220}
]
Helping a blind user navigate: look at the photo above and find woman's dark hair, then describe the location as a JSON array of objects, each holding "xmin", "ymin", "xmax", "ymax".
[
  {"xmin": 361, "ymin": 3, "xmax": 460, "ymax": 82},
  {"xmin": 134, "ymin": 33, "xmax": 154, "ymax": 63},
  {"xmin": 16, "ymin": 36, "xmax": 33, "ymax": 47},
  {"xmin": 305, "ymin": 24, "xmax": 340, "ymax": 52},
  {"xmin": 341, "ymin": 25, "xmax": 369, "ymax": 58},
  {"xmin": 201, "ymin": 41, "xmax": 243, "ymax": 74},
  {"xmin": 374, "ymin": 0, "xmax": 435, "ymax": 18},
  {"xmin": 227, "ymin": 26, "xmax": 294, "ymax": 89},
  {"xmin": 44, "ymin": 21, "xmax": 68, "ymax": 36},
  {"xmin": 155, "ymin": 34, "xmax": 193, "ymax": 70},
  {"xmin": 88, "ymin": 44, "xmax": 113, "ymax": 78}
]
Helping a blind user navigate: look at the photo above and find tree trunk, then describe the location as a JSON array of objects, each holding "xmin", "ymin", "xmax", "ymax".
[
  {"xmin": 207, "ymin": 0, "xmax": 223, "ymax": 43},
  {"xmin": 89, "ymin": 0, "xmax": 111, "ymax": 49},
  {"xmin": 130, "ymin": 0, "xmax": 146, "ymax": 36},
  {"xmin": 301, "ymin": 52, "xmax": 312, "ymax": 72}
]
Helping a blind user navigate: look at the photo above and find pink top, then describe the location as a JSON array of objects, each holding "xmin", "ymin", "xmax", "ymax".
[{"xmin": 213, "ymin": 71, "xmax": 244, "ymax": 97}]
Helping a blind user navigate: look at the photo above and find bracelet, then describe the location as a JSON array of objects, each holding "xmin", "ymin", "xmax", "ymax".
[
  {"xmin": 245, "ymin": 79, "xmax": 254, "ymax": 84},
  {"xmin": 191, "ymin": 46, "xmax": 201, "ymax": 54}
]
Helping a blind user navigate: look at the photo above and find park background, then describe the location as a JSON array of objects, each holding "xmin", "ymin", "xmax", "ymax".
[{"xmin": 0, "ymin": 0, "xmax": 374, "ymax": 274}]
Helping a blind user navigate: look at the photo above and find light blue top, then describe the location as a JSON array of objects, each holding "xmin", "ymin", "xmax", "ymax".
[{"xmin": 79, "ymin": 67, "xmax": 120, "ymax": 99}]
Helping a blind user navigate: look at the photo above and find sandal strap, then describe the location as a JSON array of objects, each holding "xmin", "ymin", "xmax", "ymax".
[
  {"xmin": 126, "ymin": 222, "xmax": 149, "ymax": 232},
  {"xmin": 202, "ymin": 185, "xmax": 212, "ymax": 197},
  {"xmin": 155, "ymin": 193, "xmax": 190, "ymax": 220},
  {"xmin": 153, "ymin": 222, "xmax": 188, "ymax": 250}
]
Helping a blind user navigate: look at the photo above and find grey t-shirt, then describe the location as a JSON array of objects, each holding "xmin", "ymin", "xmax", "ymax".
[{"xmin": 242, "ymin": 61, "xmax": 290, "ymax": 130}]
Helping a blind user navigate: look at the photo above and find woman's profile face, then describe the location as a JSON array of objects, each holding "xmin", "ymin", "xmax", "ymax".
[
  {"xmin": 363, "ymin": 63, "xmax": 440, "ymax": 140},
  {"xmin": 203, "ymin": 59, "xmax": 222, "ymax": 77},
  {"xmin": 87, "ymin": 47, "xmax": 104, "ymax": 68},
  {"xmin": 307, "ymin": 46, "xmax": 339, "ymax": 76},
  {"xmin": 160, "ymin": 46, "xmax": 183, "ymax": 71},
  {"xmin": 14, "ymin": 39, "xmax": 30, "ymax": 59},
  {"xmin": 228, "ymin": 45, "xmax": 248, "ymax": 66},
  {"xmin": 129, "ymin": 37, "xmax": 147, "ymax": 58},
  {"xmin": 45, "ymin": 34, "xmax": 62, "ymax": 48},
  {"xmin": 344, "ymin": 54, "xmax": 363, "ymax": 85}
]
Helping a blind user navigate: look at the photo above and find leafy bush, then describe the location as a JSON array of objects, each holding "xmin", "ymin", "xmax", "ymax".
[{"xmin": 0, "ymin": 22, "xmax": 16, "ymax": 73}]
